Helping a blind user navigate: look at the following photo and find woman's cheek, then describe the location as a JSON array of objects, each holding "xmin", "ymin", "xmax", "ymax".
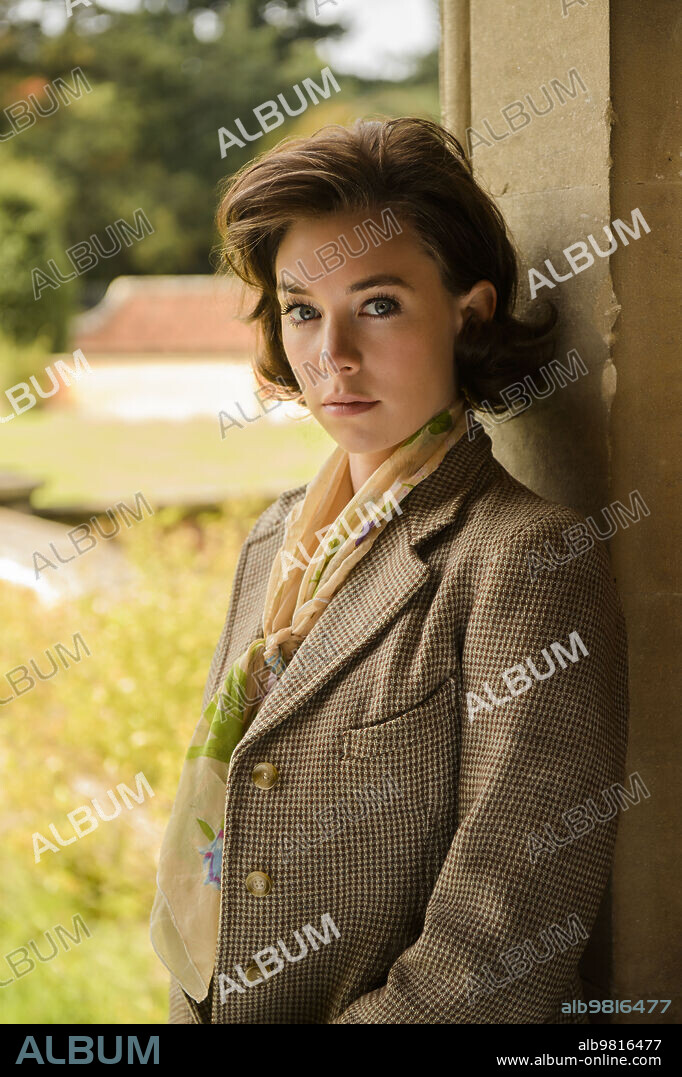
[{"xmin": 282, "ymin": 329, "xmax": 314, "ymax": 367}]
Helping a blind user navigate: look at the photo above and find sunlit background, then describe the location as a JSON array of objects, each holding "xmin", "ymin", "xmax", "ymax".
[{"xmin": 0, "ymin": 0, "xmax": 438, "ymax": 1022}]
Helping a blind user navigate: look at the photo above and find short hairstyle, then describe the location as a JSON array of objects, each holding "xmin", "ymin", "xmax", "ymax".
[{"xmin": 215, "ymin": 116, "xmax": 558, "ymax": 413}]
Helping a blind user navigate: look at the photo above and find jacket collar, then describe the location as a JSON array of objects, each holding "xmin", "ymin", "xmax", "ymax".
[
  {"xmin": 227, "ymin": 422, "xmax": 493, "ymax": 756},
  {"xmin": 404, "ymin": 419, "xmax": 493, "ymax": 548}
]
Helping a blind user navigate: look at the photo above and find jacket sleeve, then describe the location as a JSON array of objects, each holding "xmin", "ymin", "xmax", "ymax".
[{"xmin": 330, "ymin": 509, "xmax": 629, "ymax": 1024}]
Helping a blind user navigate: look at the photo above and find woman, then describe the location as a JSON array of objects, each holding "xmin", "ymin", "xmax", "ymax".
[{"xmin": 151, "ymin": 117, "xmax": 628, "ymax": 1024}]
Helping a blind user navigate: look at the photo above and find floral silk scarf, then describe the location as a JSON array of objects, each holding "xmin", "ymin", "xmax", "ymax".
[{"xmin": 150, "ymin": 394, "xmax": 468, "ymax": 1001}]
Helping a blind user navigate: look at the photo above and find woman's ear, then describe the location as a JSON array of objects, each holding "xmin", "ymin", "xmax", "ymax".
[{"xmin": 462, "ymin": 280, "xmax": 497, "ymax": 323}]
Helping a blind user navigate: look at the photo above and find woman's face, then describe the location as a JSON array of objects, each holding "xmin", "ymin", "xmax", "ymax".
[{"xmin": 275, "ymin": 209, "xmax": 496, "ymax": 458}]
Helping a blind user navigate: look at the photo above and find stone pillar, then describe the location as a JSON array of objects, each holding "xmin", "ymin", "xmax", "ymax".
[
  {"xmin": 440, "ymin": 0, "xmax": 680, "ymax": 1022},
  {"xmin": 607, "ymin": 0, "xmax": 680, "ymax": 1024}
]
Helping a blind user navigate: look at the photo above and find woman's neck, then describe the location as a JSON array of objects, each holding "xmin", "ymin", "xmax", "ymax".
[{"xmin": 348, "ymin": 444, "xmax": 400, "ymax": 497}]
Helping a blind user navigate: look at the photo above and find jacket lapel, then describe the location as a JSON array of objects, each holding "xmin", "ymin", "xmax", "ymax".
[{"xmin": 228, "ymin": 423, "xmax": 493, "ymax": 755}]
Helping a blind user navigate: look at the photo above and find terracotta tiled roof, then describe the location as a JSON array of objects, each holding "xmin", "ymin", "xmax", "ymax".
[
  {"xmin": 71, "ymin": 275, "xmax": 258, "ymax": 356},
  {"xmin": 8, "ymin": 76, "xmax": 52, "ymax": 103}
]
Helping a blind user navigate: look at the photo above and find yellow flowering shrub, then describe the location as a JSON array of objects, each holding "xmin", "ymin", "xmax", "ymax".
[{"xmin": 0, "ymin": 498, "xmax": 269, "ymax": 1022}]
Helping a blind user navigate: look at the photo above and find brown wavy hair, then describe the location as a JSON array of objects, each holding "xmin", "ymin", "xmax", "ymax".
[{"xmin": 214, "ymin": 116, "xmax": 558, "ymax": 414}]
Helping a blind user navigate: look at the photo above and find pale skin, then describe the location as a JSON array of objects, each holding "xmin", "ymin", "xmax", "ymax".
[{"xmin": 275, "ymin": 209, "xmax": 497, "ymax": 497}]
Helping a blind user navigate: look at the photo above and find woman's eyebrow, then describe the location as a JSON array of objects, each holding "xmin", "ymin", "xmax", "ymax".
[
  {"xmin": 277, "ymin": 273, "xmax": 414, "ymax": 297},
  {"xmin": 346, "ymin": 274, "xmax": 413, "ymax": 293}
]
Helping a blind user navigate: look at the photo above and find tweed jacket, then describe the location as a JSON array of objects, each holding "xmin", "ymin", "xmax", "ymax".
[{"xmin": 168, "ymin": 421, "xmax": 628, "ymax": 1024}]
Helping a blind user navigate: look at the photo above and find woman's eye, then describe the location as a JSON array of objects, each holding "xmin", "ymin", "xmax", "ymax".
[
  {"xmin": 362, "ymin": 297, "xmax": 399, "ymax": 317},
  {"xmin": 284, "ymin": 304, "xmax": 319, "ymax": 324}
]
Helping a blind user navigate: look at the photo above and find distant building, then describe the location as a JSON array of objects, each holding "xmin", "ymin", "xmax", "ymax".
[
  {"xmin": 73, "ymin": 275, "xmax": 255, "ymax": 358},
  {"xmin": 52, "ymin": 275, "xmax": 290, "ymax": 422}
]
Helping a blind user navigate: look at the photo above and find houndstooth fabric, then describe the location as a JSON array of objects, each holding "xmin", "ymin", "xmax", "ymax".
[{"xmin": 167, "ymin": 422, "xmax": 628, "ymax": 1024}]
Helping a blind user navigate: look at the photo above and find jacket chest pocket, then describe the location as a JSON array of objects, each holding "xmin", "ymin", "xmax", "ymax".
[
  {"xmin": 339, "ymin": 675, "xmax": 461, "ymax": 834},
  {"xmin": 337, "ymin": 676, "xmax": 461, "ymax": 911},
  {"xmin": 340, "ymin": 675, "xmax": 460, "ymax": 760}
]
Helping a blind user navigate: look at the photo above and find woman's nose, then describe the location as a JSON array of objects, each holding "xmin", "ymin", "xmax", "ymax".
[
  {"xmin": 318, "ymin": 349, "xmax": 341, "ymax": 376},
  {"xmin": 322, "ymin": 320, "xmax": 362, "ymax": 370}
]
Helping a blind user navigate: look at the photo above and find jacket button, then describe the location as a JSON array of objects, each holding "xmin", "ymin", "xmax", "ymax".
[
  {"xmin": 252, "ymin": 762, "xmax": 279, "ymax": 789},
  {"xmin": 245, "ymin": 870, "xmax": 272, "ymax": 896},
  {"xmin": 244, "ymin": 963, "xmax": 263, "ymax": 983}
]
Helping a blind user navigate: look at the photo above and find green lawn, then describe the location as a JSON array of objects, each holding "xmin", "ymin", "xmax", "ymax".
[{"xmin": 0, "ymin": 412, "xmax": 335, "ymax": 511}]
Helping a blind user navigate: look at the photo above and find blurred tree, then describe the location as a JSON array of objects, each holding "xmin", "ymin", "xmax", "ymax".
[
  {"xmin": 0, "ymin": 156, "xmax": 73, "ymax": 354},
  {"xmin": 0, "ymin": 2, "xmax": 345, "ymax": 289},
  {"xmin": 0, "ymin": 0, "xmax": 438, "ymax": 340}
]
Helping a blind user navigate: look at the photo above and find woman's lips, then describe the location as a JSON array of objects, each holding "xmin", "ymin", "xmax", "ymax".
[{"xmin": 321, "ymin": 401, "xmax": 379, "ymax": 416}]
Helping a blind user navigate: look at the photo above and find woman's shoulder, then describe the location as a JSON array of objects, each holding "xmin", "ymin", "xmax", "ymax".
[
  {"xmin": 475, "ymin": 457, "xmax": 589, "ymax": 551},
  {"xmin": 417, "ymin": 425, "xmax": 594, "ymax": 569},
  {"xmin": 453, "ymin": 449, "xmax": 616, "ymax": 596}
]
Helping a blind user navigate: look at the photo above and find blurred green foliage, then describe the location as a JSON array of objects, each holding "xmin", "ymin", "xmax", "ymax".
[
  {"xmin": 0, "ymin": 327, "xmax": 56, "ymax": 397},
  {"xmin": 0, "ymin": 501, "xmax": 270, "ymax": 1022},
  {"xmin": 0, "ymin": 159, "xmax": 73, "ymax": 353}
]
